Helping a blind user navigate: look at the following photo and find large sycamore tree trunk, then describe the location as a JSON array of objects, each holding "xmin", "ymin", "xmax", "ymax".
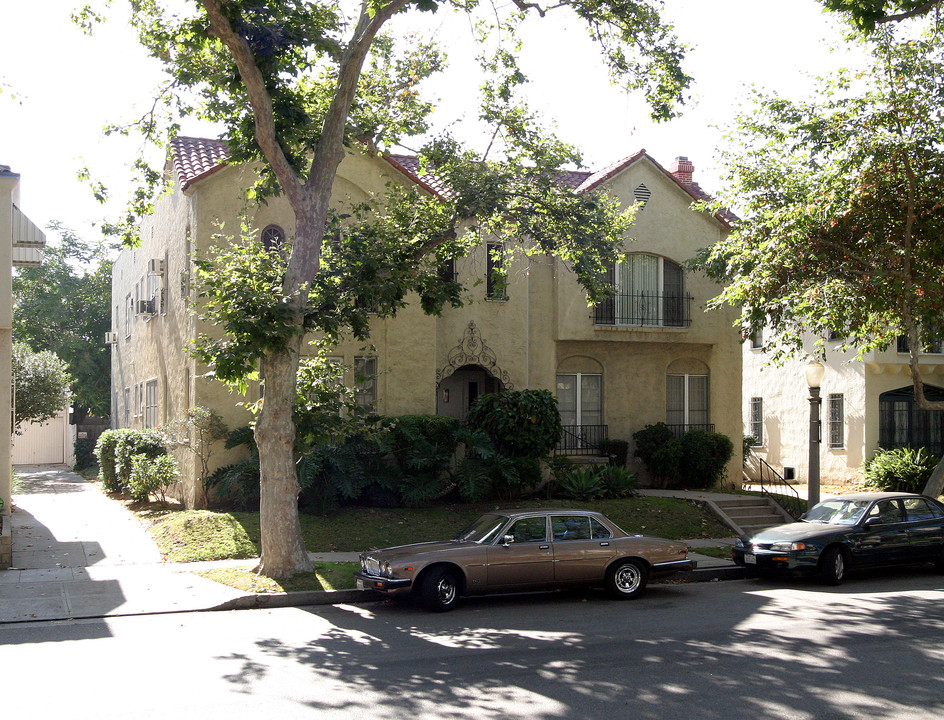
[{"xmin": 203, "ymin": 0, "xmax": 408, "ymax": 577}]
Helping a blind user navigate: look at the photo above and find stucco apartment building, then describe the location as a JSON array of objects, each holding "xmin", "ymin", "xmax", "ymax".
[
  {"xmin": 110, "ymin": 138, "xmax": 742, "ymax": 505},
  {"xmin": 744, "ymin": 332, "xmax": 944, "ymax": 486},
  {"xmin": 2, "ymin": 166, "xmax": 45, "ymax": 568}
]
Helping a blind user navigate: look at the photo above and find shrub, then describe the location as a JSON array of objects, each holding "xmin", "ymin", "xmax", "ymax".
[
  {"xmin": 73, "ymin": 437, "xmax": 96, "ymax": 471},
  {"xmin": 597, "ymin": 438, "xmax": 629, "ymax": 467},
  {"xmin": 599, "ymin": 464, "xmax": 638, "ymax": 497},
  {"xmin": 114, "ymin": 430, "xmax": 166, "ymax": 492},
  {"xmin": 680, "ymin": 430, "xmax": 734, "ymax": 488},
  {"xmin": 205, "ymin": 426, "xmax": 260, "ymax": 510},
  {"xmin": 94, "ymin": 429, "xmax": 124, "ymax": 492},
  {"xmin": 863, "ymin": 447, "xmax": 939, "ymax": 493},
  {"xmin": 465, "ymin": 389, "xmax": 562, "ymax": 459},
  {"xmin": 633, "ymin": 423, "xmax": 683, "ymax": 487},
  {"xmin": 557, "ymin": 465, "xmax": 607, "ymax": 501},
  {"xmin": 127, "ymin": 453, "xmax": 180, "ymax": 505}
]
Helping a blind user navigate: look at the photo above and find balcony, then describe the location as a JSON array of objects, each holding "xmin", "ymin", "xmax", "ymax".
[
  {"xmin": 556, "ymin": 424, "xmax": 608, "ymax": 456},
  {"xmin": 593, "ymin": 292, "xmax": 692, "ymax": 328}
]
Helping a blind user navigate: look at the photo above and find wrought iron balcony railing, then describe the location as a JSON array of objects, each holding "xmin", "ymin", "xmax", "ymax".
[{"xmin": 593, "ymin": 292, "xmax": 692, "ymax": 328}]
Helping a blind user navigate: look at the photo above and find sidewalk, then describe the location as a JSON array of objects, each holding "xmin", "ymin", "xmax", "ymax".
[{"xmin": 0, "ymin": 466, "xmax": 744, "ymax": 624}]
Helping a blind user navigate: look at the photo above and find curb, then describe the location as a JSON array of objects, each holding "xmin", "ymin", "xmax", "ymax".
[{"xmin": 207, "ymin": 567, "xmax": 751, "ymax": 612}]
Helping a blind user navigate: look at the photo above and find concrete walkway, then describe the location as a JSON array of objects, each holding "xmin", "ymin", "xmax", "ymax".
[
  {"xmin": 1, "ymin": 465, "xmax": 246, "ymax": 623},
  {"xmin": 1, "ymin": 466, "xmax": 744, "ymax": 624}
]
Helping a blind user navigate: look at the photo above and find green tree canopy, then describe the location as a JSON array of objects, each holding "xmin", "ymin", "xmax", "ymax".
[
  {"xmin": 12, "ymin": 341, "xmax": 73, "ymax": 430},
  {"xmin": 822, "ymin": 0, "xmax": 944, "ymax": 30},
  {"xmin": 84, "ymin": 0, "xmax": 694, "ymax": 578},
  {"xmin": 13, "ymin": 222, "xmax": 114, "ymax": 418}
]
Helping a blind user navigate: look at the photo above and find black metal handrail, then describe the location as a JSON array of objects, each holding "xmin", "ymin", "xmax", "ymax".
[
  {"xmin": 556, "ymin": 424, "xmax": 608, "ymax": 456},
  {"xmin": 664, "ymin": 423, "xmax": 715, "ymax": 440},
  {"xmin": 749, "ymin": 450, "xmax": 804, "ymax": 520},
  {"xmin": 593, "ymin": 292, "xmax": 692, "ymax": 327}
]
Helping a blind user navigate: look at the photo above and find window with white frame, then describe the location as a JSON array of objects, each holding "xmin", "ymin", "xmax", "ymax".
[
  {"xmin": 666, "ymin": 374, "xmax": 709, "ymax": 429},
  {"xmin": 125, "ymin": 293, "xmax": 133, "ymax": 337},
  {"xmin": 595, "ymin": 253, "xmax": 689, "ymax": 327},
  {"xmin": 354, "ymin": 357, "xmax": 377, "ymax": 410},
  {"xmin": 749, "ymin": 397, "xmax": 763, "ymax": 445},
  {"xmin": 123, "ymin": 387, "xmax": 131, "ymax": 427},
  {"xmin": 144, "ymin": 379, "xmax": 159, "ymax": 428},
  {"xmin": 828, "ymin": 393, "xmax": 844, "ymax": 449},
  {"xmin": 556, "ymin": 374, "xmax": 603, "ymax": 427}
]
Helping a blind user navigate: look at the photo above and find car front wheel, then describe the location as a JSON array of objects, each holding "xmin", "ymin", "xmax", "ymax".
[
  {"xmin": 820, "ymin": 546, "xmax": 847, "ymax": 585},
  {"xmin": 420, "ymin": 567, "xmax": 460, "ymax": 612},
  {"xmin": 606, "ymin": 559, "xmax": 648, "ymax": 599}
]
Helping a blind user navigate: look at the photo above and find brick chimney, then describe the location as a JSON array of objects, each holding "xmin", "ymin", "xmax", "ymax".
[{"xmin": 669, "ymin": 156, "xmax": 694, "ymax": 186}]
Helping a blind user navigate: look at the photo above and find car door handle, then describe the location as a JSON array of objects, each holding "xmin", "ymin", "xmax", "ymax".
[
  {"xmin": 540, "ymin": 545, "xmax": 549, "ymax": 550},
  {"xmin": 599, "ymin": 542, "xmax": 609, "ymax": 546}
]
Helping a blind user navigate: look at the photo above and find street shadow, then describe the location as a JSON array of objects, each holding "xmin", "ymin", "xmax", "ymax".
[{"xmin": 211, "ymin": 576, "xmax": 944, "ymax": 719}]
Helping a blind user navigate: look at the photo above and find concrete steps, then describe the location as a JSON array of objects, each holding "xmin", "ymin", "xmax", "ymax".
[{"xmin": 709, "ymin": 496, "xmax": 794, "ymax": 535}]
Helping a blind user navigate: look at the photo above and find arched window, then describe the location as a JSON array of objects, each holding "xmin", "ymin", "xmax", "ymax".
[
  {"xmin": 261, "ymin": 224, "xmax": 286, "ymax": 251},
  {"xmin": 879, "ymin": 385, "xmax": 944, "ymax": 456},
  {"xmin": 594, "ymin": 253, "xmax": 690, "ymax": 327}
]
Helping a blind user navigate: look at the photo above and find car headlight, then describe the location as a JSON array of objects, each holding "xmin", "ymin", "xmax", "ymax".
[
  {"xmin": 380, "ymin": 561, "xmax": 392, "ymax": 578},
  {"xmin": 769, "ymin": 541, "xmax": 806, "ymax": 552},
  {"xmin": 734, "ymin": 538, "xmax": 745, "ymax": 549}
]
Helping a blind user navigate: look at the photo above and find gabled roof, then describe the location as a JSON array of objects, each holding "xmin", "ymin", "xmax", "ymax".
[{"xmin": 168, "ymin": 136, "xmax": 734, "ymax": 226}]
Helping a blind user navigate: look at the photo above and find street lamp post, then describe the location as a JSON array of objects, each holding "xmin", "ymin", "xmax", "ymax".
[{"xmin": 805, "ymin": 360, "xmax": 825, "ymax": 508}]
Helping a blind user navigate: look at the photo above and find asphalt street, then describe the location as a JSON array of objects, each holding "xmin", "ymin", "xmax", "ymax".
[{"xmin": 3, "ymin": 570, "xmax": 944, "ymax": 719}]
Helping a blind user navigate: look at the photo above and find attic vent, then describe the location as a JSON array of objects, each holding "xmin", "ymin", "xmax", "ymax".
[{"xmin": 633, "ymin": 183, "xmax": 651, "ymax": 209}]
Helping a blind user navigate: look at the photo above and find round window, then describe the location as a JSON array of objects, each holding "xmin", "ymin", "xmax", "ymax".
[{"xmin": 261, "ymin": 224, "xmax": 286, "ymax": 251}]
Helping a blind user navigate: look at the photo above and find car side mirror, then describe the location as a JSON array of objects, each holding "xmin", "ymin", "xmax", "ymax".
[
  {"xmin": 502, "ymin": 534, "xmax": 515, "ymax": 547},
  {"xmin": 864, "ymin": 516, "xmax": 883, "ymax": 527}
]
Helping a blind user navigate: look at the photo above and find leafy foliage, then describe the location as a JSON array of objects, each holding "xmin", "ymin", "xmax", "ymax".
[
  {"xmin": 597, "ymin": 438, "xmax": 629, "ymax": 467},
  {"xmin": 12, "ymin": 223, "xmax": 114, "ymax": 418},
  {"xmin": 698, "ymin": 26, "xmax": 944, "ymax": 388},
  {"xmin": 465, "ymin": 389, "xmax": 563, "ymax": 459},
  {"xmin": 128, "ymin": 453, "xmax": 180, "ymax": 505},
  {"xmin": 11, "ymin": 341, "xmax": 72, "ymax": 430},
  {"xmin": 598, "ymin": 464, "xmax": 638, "ymax": 497},
  {"xmin": 557, "ymin": 465, "xmax": 607, "ymax": 501},
  {"xmin": 862, "ymin": 446, "xmax": 938, "ymax": 492},
  {"xmin": 679, "ymin": 430, "xmax": 734, "ymax": 489},
  {"xmin": 633, "ymin": 422, "xmax": 683, "ymax": 487},
  {"xmin": 821, "ymin": 0, "xmax": 944, "ymax": 30},
  {"xmin": 634, "ymin": 423, "xmax": 732, "ymax": 489},
  {"xmin": 114, "ymin": 430, "xmax": 166, "ymax": 493}
]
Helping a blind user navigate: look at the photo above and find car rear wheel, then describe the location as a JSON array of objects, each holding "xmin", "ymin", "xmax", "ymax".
[
  {"xmin": 420, "ymin": 567, "xmax": 460, "ymax": 612},
  {"xmin": 820, "ymin": 546, "xmax": 847, "ymax": 585},
  {"xmin": 606, "ymin": 559, "xmax": 648, "ymax": 599}
]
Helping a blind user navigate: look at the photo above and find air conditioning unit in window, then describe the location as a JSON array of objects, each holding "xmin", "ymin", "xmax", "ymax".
[
  {"xmin": 136, "ymin": 298, "xmax": 156, "ymax": 317},
  {"xmin": 147, "ymin": 258, "xmax": 165, "ymax": 276},
  {"xmin": 104, "ymin": 332, "xmax": 118, "ymax": 345}
]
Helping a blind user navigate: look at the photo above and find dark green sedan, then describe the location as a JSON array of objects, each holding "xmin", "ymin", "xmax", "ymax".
[{"xmin": 732, "ymin": 492, "xmax": 944, "ymax": 585}]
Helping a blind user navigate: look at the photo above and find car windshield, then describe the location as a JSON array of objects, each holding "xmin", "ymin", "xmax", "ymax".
[
  {"xmin": 452, "ymin": 513, "xmax": 509, "ymax": 543},
  {"xmin": 804, "ymin": 499, "xmax": 872, "ymax": 525}
]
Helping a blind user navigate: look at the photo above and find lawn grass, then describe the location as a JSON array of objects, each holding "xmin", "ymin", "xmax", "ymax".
[
  {"xmin": 196, "ymin": 562, "xmax": 359, "ymax": 593},
  {"xmin": 141, "ymin": 495, "xmax": 733, "ymax": 563}
]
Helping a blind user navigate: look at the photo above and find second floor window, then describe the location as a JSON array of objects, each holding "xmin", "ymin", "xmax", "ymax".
[
  {"xmin": 595, "ymin": 254, "xmax": 690, "ymax": 327},
  {"xmin": 486, "ymin": 242, "xmax": 506, "ymax": 300}
]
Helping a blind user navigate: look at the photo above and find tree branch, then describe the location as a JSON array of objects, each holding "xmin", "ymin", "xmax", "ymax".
[
  {"xmin": 877, "ymin": 1, "xmax": 943, "ymax": 24},
  {"xmin": 200, "ymin": 0, "xmax": 304, "ymax": 207}
]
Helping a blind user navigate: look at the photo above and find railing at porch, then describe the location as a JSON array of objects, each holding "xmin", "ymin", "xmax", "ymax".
[
  {"xmin": 664, "ymin": 423, "xmax": 715, "ymax": 440},
  {"xmin": 556, "ymin": 425, "xmax": 608, "ymax": 456},
  {"xmin": 748, "ymin": 450, "xmax": 804, "ymax": 520}
]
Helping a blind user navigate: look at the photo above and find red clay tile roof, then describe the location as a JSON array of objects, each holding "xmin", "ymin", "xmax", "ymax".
[
  {"xmin": 170, "ymin": 136, "xmax": 231, "ymax": 190},
  {"xmin": 168, "ymin": 137, "xmax": 734, "ymax": 225}
]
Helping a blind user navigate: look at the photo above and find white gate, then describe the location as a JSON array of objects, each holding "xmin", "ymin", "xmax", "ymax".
[{"xmin": 11, "ymin": 407, "xmax": 74, "ymax": 465}]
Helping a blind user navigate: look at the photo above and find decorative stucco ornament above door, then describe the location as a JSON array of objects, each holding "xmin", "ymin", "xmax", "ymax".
[{"xmin": 437, "ymin": 321, "xmax": 514, "ymax": 389}]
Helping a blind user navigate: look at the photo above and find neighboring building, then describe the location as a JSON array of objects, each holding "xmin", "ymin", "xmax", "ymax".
[
  {"xmin": 109, "ymin": 138, "xmax": 742, "ymax": 505},
  {"xmin": 744, "ymin": 332, "xmax": 944, "ymax": 487},
  {"xmin": 2, "ymin": 165, "xmax": 46, "ymax": 569}
]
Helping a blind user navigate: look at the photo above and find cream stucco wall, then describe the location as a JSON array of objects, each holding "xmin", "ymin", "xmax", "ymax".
[
  {"xmin": 112, "ymin": 148, "xmax": 744, "ymax": 497},
  {"xmin": 743, "ymin": 332, "xmax": 944, "ymax": 487},
  {"xmin": 1, "ymin": 171, "xmax": 17, "ymax": 530}
]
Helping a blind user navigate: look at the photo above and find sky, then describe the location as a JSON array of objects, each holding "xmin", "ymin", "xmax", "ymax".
[{"xmin": 0, "ymin": 0, "xmax": 861, "ymax": 250}]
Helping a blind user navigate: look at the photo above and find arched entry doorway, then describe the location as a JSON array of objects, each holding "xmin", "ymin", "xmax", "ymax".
[
  {"xmin": 437, "ymin": 364, "xmax": 506, "ymax": 419},
  {"xmin": 436, "ymin": 321, "xmax": 513, "ymax": 419}
]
